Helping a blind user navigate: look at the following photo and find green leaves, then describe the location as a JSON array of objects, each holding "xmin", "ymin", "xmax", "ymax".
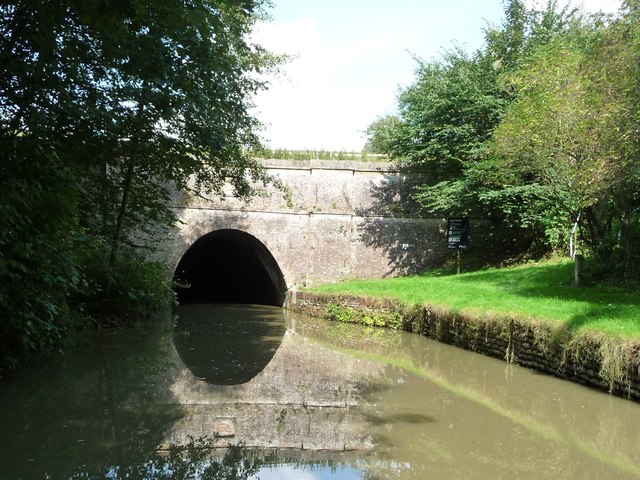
[
  {"xmin": 0, "ymin": 0, "xmax": 279, "ymax": 374},
  {"xmin": 491, "ymin": 6, "xmax": 640, "ymax": 274},
  {"xmin": 393, "ymin": 50, "xmax": 505, "ymax": 178},
  {"xmin": 367, "ymin": 0, "xmax": 639, "ymax": 270},
  {"xmin": 0, "ymin": 138, "xmax": 82, "ymax": 374}
]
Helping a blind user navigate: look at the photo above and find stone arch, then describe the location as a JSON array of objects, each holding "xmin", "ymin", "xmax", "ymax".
[{"xmin": 173, "ymin": 229, "xmax": 287, "ymax": 306}]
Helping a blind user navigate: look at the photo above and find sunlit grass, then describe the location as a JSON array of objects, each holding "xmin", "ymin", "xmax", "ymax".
[
  {"xmin": 251, "ymin": 148, "xmax": 388, "ymax": 161},
  {"xmin": 310, "ymin": 259, "xmax": 640, "ymax": 338}
]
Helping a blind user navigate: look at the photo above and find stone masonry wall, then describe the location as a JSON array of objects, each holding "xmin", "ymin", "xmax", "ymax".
[{"xmin": 161, "ymin": 159, "xmax": 468, "ymax": 288}]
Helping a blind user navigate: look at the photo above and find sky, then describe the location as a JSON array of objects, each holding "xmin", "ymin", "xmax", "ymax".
[{"xmin": 252, "ymin": 0, "xmax": 622, "ymax": 152}]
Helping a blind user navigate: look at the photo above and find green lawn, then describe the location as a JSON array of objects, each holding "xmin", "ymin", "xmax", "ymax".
[{"xmin": 310, "ymin": 259, "xmax": 640, "ymax": 338}]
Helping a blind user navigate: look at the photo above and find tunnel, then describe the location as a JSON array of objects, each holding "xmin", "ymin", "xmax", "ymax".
[{"xmin": 173, "ymin": 229, "xmax": 287, "ymax": 306}]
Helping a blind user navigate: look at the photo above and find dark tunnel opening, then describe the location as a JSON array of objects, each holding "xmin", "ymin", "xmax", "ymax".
[{"xmin": 173, "ymin": 229, "xmax": 287, "ymax": 306}]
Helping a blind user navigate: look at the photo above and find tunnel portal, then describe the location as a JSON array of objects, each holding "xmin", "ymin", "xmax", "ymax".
[{"xmin": 173, "ymin": 229, "xmax": 287, "ymax": 306}]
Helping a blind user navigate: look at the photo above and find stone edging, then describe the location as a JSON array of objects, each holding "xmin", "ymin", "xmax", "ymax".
[{"xmin": 286, "ymin": 291, "xmax": 640, "ymax": 401}]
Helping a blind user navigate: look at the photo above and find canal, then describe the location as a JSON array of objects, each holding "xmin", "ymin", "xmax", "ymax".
[{"xmin": 1, "ymin": 304, "xmax": 640, "ymax": 479}]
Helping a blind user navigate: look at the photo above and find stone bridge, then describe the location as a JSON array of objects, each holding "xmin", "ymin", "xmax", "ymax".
[{"xmin": 160, "ymin": 159, "xmax": 451, "ymax": 306}]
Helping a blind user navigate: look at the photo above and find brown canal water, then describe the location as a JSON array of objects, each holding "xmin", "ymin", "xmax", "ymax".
[{"xmin": 1, "ymin": 304, "xmax": 640, "ymax": 479}]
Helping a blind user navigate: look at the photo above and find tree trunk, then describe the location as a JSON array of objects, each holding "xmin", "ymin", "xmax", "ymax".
[
  {"xmin": 574, "ymin": 254, "xmax": 585, "ymax": 287},
  {"xmin": 105, "ymin": 92, "xmax": 147, "ymax": 294},
  {"xmin": 616, "ymin": 193, "xmax": 638, "ymax": 280},
  {"xmin": 108, "ymin": 155, "xmax": 136, "ymax": 273}
]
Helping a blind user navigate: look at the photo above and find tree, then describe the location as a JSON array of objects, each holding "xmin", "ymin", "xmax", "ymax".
[
  {"xmin": 386, "ymin": 46, "xmax": 506, "ymax": 184},
  {"xmin": 0, "ymin": 138, "xmax": 83, "ymax": 374},
  {"xmin": 579, "ymin": 0, "xmax": 640, "ymax": 278},
  {"xmin": 363, "ymin": 115, "xmax": 399, "ymax": 154},
  {"xmin": 0, "ymin": 0, "xmax": 279, "ymax": 374},
  {"xmin": 365, "ymin": 0, "xmax": 587, "ymax": 254},
  {"xmin": 488, "ymin": 28, "xmax": 604, "ymax": 249},
  {"xmin": 482, "ymin": 1, "xmax": 639, "ymax": 276},
  {"xmin": 404, "ymin": 48, "xmax": 507, "ymax": 220}
]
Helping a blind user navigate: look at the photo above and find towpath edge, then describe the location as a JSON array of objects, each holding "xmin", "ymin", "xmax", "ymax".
[{"xmin": 286, "ymin": 291, "xmax": 640, "ymax": 401}]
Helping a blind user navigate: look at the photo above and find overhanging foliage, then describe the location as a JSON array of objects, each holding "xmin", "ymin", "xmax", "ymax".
[{"xmin": 0, "ymin": 0, "xmax": 280, "ymax": 374}]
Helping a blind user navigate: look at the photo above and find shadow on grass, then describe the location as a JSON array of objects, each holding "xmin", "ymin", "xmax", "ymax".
[
  {"xmin": 349, "ymin": 161, "xmax": 640, "ymax": 336},
  {"xmin": 450, "ymin": 261, "xmax": 640, "ymax": 334}
]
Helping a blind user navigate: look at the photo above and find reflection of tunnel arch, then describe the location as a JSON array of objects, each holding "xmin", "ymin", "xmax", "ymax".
[{"xmin": 173, "ymin": 229, "xmax": 287, "ymax": 306}]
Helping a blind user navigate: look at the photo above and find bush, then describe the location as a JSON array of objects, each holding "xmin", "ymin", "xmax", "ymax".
[
  {"xmin": 0, "ymin": 149, "xmax": 83, "ymax": 377},
  {"xmin": 77, "ymin": 242, "xmax": 175, "ymax": 327}
]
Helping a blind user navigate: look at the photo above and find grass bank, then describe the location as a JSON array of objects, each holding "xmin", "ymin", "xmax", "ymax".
[
  {"xmin": 294, "ymin": 259, "xmax": 640, "ymax": 398},
  {"xmin": 310, "ymin": 259, "xmax": 640, "ymax": 339}
]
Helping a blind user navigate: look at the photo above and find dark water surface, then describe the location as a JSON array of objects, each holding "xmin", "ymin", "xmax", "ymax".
[{"xmin": 1, "ymin": 304, "xmax": 640, "ymax": 479}]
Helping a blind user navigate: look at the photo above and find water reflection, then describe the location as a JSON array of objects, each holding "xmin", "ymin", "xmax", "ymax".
[
  {"xmin": 66, "ymin": 440, "xmax": 365, "ymax": 480},
  {"xmin": 292, "ymin": 314, "xmax": 640, "ymax": 479},
  {"xmin": 0, "ymin": 321, "xmax": 186, "ymax": 480},
  {"xmin": 172, "ymin": 304, "xmax": 286, "ymax": 385},
  {"xmin": 68, "ymin": 441, "xmax": 261, "ymax": 480},
  {"xmin": 1, "ymin": 306, "xmax": 640, "ymax": 479},
  {"xmin": 163, "ymin": 305, "xmax": 378, "ymax": 452}
]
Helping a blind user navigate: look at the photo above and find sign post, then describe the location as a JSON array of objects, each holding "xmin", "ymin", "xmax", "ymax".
[{"xmin": 447, "ymin": 218, "xmax": 469, "ymax": 274}]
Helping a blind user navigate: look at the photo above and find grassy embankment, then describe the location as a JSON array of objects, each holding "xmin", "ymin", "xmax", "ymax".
[
  {"xmin": 310, "ymin": 258, "xmax": 640, "ymax": 339},
  {"xmin": 305, "ymin": 259, "xmax": 640, "ymax": 394}
]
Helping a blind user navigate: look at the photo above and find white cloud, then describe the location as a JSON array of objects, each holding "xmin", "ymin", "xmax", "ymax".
[
  {"xmin": 253, "ymin": 0, "xmax": 625, "ymax": 152},
  {"xmin": 253, "ymin": 18, "xmax": 402, "ymax": 150},
  {"xmin": 524, "ymin": 0, "xmax": 622, "ymax": 13},
  {"xmin": 252, "ymin": 17, "xmax": 318, "ymax": 56},
  {"xmin": 253, "ymin": 17, "xmax": 410, "ymax": 151},
  {"xmin": 580, "ymin": 0, "xmax": 622, "ymax": 13}
]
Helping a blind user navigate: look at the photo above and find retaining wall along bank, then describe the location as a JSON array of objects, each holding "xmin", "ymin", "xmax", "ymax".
[{"xmin": 287, "ymin": 291, "xmax": 640, "ymax": 401}]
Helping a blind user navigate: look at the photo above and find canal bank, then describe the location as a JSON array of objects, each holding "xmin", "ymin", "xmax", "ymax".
[{"xmin": 287, "ymin": 291, "xmax": 640, "ymax": 401}]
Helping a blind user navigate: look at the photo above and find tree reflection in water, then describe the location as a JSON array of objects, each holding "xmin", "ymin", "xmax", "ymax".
[
  {"xmin": 67, "ymin": 438, "xmax": 265, "ymax": 480},
  {"xmin": 64, "ymin": 437, "xmax": 367, "ymax": 480}
]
